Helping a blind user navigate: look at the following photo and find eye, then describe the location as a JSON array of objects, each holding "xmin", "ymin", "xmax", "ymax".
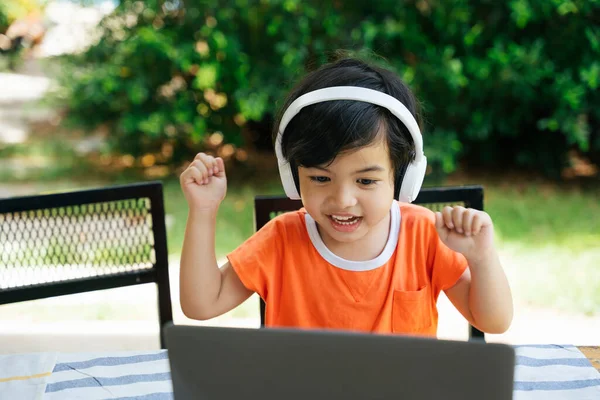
[
  {"xmin": 309, "ymin": 176, "xmax": 330, "ymax": 183},
  {"xmin": 358, "ymin": 179, "xmax": 377, "ymax": 185}
]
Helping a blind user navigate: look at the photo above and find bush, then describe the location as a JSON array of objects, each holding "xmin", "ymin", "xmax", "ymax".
[
  {"xmin": 56, "ymin": 0, "xmax": 600, "ymax": 177},
  {"xmin": 0, "ymin": 5, "xmax": 9, "ymax": 34}
]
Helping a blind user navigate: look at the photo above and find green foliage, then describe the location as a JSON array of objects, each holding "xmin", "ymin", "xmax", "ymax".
[
  {"xmin": 0, "ymin": 5, "xmax": 9, "ymax": 34},
  {"xmin": 57, "ymin": 0, "xmax": 600, "ymax": 175},
  {"xmin": 0, "ymin": 3, "xmax": 12, "ymax": 71}
]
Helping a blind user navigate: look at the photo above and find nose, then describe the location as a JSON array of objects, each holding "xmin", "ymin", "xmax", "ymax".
[{"xmin": 331, "ymin": 184, "xmax": 357, "ymax": 209}]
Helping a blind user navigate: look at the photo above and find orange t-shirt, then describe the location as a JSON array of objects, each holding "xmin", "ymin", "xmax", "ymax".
[{"xmin": 228, "ymin": 202, "xmax": 467, "ymax": 337}]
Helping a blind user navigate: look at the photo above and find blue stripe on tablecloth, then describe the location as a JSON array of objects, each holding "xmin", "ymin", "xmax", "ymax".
[
  {"xmin": 53, "ymin": 352, "xmax": 168, "ymax": 372},
  {"xmin": 514, "ymin": 379, "xmax": 600, "ymax": 391},
  {"xmin": 517, "ymin": 356, "xmax": 594, "ymax": 367},
  {"xmin": 45, "ymin": 372, "xmax": 172, "ymax": 393},
  {"xmin": 112, "ymin": 393, "xmax": 174, "ymax": 400},
  {"xmin": 513, "ymin": 345, "xmax": 576, "ymax": 350}
]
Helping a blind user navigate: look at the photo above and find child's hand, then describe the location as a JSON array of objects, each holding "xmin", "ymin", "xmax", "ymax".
[
  {"xmin": 180, "ymin": 153, "xmax": 227, "ymax": 212},
  {"xmin": 434, "ymin": 206, "xmax": 495, "ymax": 263}
]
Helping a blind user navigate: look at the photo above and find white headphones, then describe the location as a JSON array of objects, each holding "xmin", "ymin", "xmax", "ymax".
[{"xmin": 275, "ymin": 86, "xmax": 427, "ymax": 203}]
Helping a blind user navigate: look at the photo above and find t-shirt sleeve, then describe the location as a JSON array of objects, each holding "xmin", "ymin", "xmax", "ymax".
[
  {"xmin": 227, "ymin": 216, "xmax": 284, "ymax": 301},
  {"xmin": 427, "ymin": 217, "xmax": 469, "ymax": 294}
]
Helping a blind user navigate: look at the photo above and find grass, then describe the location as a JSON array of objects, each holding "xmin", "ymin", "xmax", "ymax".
[
  {"xmin": 486, "ymin": 183, "xmax": 600, "ymax": 250},
  {"xmin": 483, "ymin": 183, "xmax": 600, "ymax": 316},
  {"xmin": 0, "ymin": 137, "xmax": 97, "ymax": 182},
  {"xmin": 162, "ymin": 177, "xmax": 284, "ymax": 257},
  {"xmin": 500, "ymin": 241, "xmax": 600, "ymax": 316}
]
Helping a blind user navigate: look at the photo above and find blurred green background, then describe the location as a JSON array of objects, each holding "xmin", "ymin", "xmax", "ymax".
[{"xmin": 1, "ymin": 0, "xmax": 599, "ymax": 323}]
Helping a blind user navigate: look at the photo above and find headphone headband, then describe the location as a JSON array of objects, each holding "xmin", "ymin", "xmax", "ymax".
[{"xmin": 275, "ymin": 86, "xmax": 426, "ymax": 202}]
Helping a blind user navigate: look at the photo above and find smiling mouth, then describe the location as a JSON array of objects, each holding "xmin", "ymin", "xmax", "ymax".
[{"xmin": 328, "ymin": 215, "xmax": 362, "ymax": 225}]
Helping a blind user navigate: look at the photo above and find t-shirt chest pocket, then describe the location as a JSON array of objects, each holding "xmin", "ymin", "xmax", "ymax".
[{"xmin": 391, "ymin": 284, "xmax": 433, "ymax": 334}]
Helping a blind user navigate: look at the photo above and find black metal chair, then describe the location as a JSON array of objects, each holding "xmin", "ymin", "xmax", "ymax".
[
  {"xmin": 254, "ymin": 185, "xmax": 485, "ymax": 341},
  {"xmin": 0, "ymin": 181, "xmax": 173, "ymax": 348}
]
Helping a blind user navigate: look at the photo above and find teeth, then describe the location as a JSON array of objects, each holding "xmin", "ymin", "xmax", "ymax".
[
  {"xmin": 336, "ymin": 220, "xmax": 358, "ymax": 225},
  {"xmin": 331, "ymin": 215, "xmax": 360, "ymax": 225},
  {"xmin": 332, "ymin": 215, "xmax": 354, "ymax": 221}
]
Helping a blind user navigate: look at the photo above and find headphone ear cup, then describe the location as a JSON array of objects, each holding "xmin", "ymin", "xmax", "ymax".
[
  {"xmin": 277, "ymin": 156, "xmax": 301, "ymax": 199},
  {"xmin": 290, "ymin": 161, "xmax": 301, "ymax": 196},
  {"xmin": 394, "ymin": 163, "xmax": 409, "ymax": 200},
  {"xmin": 398, "ymin": 157, "xmax": 427, "ymax": 203}
]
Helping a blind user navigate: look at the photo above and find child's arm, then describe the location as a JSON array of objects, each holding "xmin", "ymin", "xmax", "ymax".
[
  {"xmin": 435, "ymin": 207, "xmax": 514, "ymax": 334},
  {"xmin": 179, "ymin": 153, "xmax": 253, "ymax": 320}
]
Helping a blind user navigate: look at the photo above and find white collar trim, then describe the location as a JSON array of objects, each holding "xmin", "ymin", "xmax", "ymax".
[{"xmin": 304, "ymin": 201, "xmax": 400, "ymax": 271}]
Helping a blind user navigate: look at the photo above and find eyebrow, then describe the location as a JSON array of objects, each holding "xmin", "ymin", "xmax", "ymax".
[
  {"xmin": 310, "ymin": 165, "xmax": 385, "ymax": 174},
  {"xmin": 354, "ymin": 165, "xmax": 385, "ymax": 174}
]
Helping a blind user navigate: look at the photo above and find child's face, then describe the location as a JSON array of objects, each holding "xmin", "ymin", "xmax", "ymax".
[{"xmin": 298, "ymin": 139, "xmax": 395, "ymax": 247}]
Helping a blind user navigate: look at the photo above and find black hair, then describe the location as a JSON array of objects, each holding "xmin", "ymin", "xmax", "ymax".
[{"xmin": 273, "ymin": 57, "xmax": 422, "ymax": 199}]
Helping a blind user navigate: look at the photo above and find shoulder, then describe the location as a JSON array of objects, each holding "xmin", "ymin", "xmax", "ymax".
[
  {"xmin": 266, "ymin": 208, "xmax": 307, "ymax": 226},
  {"xmin": 231, "ymin": 209, "xmax": 307, "ymax": 259},
  {"xmin": 397, "ymin": 203, "xmax": 439, "ymax": 244},
  {"xmin": 259, "ymin": 208, "xmax": 307, "ymax": 237},
  {"xmin": 398, "ymin": 203, "xmax": 436, "ymax": 225}
]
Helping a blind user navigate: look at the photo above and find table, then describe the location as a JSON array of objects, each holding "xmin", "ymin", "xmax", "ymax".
[
  {"xmin": 580, "ymin": 347, "xmax": 600, "ymax": 372},
  {"xmin": 1, "ymin": 345, "xmax": 599, "ymax": 399}
]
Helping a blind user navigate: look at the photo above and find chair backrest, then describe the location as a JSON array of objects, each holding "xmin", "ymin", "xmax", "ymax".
[
  {"xmin": 0, "ymin": 181, "xmax": 173, "ymax": 348},
  {"xmin": 254, "ymin": 185, "xmax": 485, "ymax": 340}
]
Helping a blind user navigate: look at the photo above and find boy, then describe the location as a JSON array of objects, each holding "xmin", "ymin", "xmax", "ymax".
[{"xmin": 179, "ymin": 58, "xmax": 513, "ymax": 336}]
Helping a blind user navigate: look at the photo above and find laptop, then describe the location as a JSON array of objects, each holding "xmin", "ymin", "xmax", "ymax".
[{"xmin": 165, "ymin": 324, "xmax": 515, "ymax": 400}]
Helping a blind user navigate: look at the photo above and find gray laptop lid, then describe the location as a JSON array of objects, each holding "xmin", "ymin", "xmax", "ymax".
[{"xmin": 166, "ymin": 324, "xmax": 515, "ymax": 400}]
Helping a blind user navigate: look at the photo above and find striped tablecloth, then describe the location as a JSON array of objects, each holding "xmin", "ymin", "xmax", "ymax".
[{"xmin": 2, "ymin": 345, "xmax": 599, "ymax": 399}]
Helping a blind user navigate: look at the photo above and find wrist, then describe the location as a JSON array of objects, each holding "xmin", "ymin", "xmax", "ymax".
[
  {"xmin": 464, "ymin": 247, "xmax": 498, "ymax": 269},
  {"xmin": 188, "ymin": 205, "xmax": 219, "ymax": 220}
]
